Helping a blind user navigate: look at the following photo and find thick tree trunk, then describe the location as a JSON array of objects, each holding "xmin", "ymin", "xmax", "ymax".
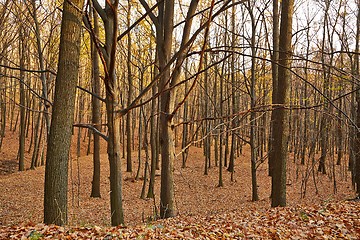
[{"xmin": 43, "ymin": 0, "xmax": 83, "ymax": 225}]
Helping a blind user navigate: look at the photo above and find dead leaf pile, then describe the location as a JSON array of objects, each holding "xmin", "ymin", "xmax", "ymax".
[
  {"xmin": 0, "ymin": 200, "xmax": 358, "ymax": 239},
  {"xmin": 1, "ymin": 130, "xmax": 359, "ymax": 239}
]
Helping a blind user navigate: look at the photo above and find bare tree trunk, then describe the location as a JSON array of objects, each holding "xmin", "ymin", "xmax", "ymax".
[
  {"xmin": 44, "ymin": 0, "xmax": 83, "ymax": 225},
  {"xmin": 354, "ymin": 0, "xmax": 360, "ymax": 197},
  {"xmin": 247, "ymin": 1, "xmax": 258, "ymax": 201},
  {"xmin": 181, "ymin": 67, "xmax": 189, "ymax": 168},
  {"xmin": 157, "ymin": 0, "xmax": 176, "ymax": 218},
  {"xmin": 18, "ymin": 23, "xmax": 26, "ymax": 172},
  {"xmin": 90, "ymin": 5, "xmax": 101, "ymax": 198},
  {"xmin": 318, "ymin": 0, "xmax": 331, "ymax": 175},
  {"xmin": 92, "ymin": 0, "xmax": 124, "ymax": 225},
  {"xmin": 147, "ymin": 80, "xmax": 158, "ymax": 198},
  {"xmin": 271, "ymin": 0, "xmax": 294, "ymax": 207},
  {"xmin": 268, "ymin": 0, "xmax": 280, "ymax": 177},
  {"xmin": 126, "ymin": 0, "xmax": 133, "ymax": 173}
]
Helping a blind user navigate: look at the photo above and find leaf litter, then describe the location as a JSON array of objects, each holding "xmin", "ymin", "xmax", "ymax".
[{"xmin": 0, "ymin": 130, "xmax": 359, "ymax": 239}]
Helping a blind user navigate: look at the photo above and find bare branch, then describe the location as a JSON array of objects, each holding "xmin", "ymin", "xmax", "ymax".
[{"xmin": 73, "ymin": 123, "xmax": 108, "ymax": 141}]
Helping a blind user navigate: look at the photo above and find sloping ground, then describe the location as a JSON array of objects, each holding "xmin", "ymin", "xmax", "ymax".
[{"xmin": 0, "ymin": 129, "xmax": 359, "ymax": 239}]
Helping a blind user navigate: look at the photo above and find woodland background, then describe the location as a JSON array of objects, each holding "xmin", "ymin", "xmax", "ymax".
[{"xmin": 0, "ymin": 0, "xmax": 359, "ymax": 238}]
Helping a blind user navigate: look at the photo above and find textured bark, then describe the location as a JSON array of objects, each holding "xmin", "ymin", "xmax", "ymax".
[
  {"xmin": 43, "ymin": 0, "xmax": 83, "ymax": 225},
  {"xmin": 271, "ymin": 0, "xmax": 294, "ymax": 207}
]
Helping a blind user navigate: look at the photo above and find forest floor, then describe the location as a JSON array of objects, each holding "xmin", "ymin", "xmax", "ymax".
[{"xmin": 0, "ymin": 128, "xmax": 359, "ymax": 239}]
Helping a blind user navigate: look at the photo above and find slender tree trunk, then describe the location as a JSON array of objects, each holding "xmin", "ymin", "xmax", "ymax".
[
  {"xmin": 268, "ymin": 0, "xmax": 280, "ymax": 177},
  {"xmin": 247, "ymin": 1, "xmax": 258, "ymax": 201},
  {"xmin": 147, "ymin": 82, "xmax": 158, "ymax": 198},
  {"xmin": 90, "ymin": 6, "xmax": 101, "ymax": 198},
  {"xmin": 18, "ymin": 24, "xmax": 26, "ymax": 172},
  {"xmin": 271, "ymin": 0, "xmax": 294, "ymax": 207},
  {"xmin": 107, "ymin": 96, "xmax": 124, "ymax": 225},
  {"xmin": 126, "ymin": 0, "xmax": 133, "ymax": 173},
  {"xmin": 158, "ymin": 0, "xmax": 176, "ymax": 218},
  {"xmin": 31, "ymin": 0, "xmax": 51, "ymax": 135},
  {"xmin": 354, "ymin": 0, "xmax": 360, "ymax": 197},
  {"xmin": 92, "ymin": 0, "xmax": 124, "ymax": 225}
]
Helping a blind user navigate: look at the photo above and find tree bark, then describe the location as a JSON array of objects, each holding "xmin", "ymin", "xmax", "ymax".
[
  {"xmin": 354, "ymin": 0, "xmax": 360, "ymax": 196},
  {"xmin": 90, "ymin": 5, "xmax": 101, "ymax": 198},
  {"xmin": 126, "ymin": 0, "xmax": 133, "ymax": 173},
  {"xmin": 268, "ymin": 0, "xmax": 280, "ymax": 177},
  {"xmin": 44, "ymin": 0, "xmax": 83, "ymax": 225},
  {"xmin": 18, "ymin": 23, "xmax": 26, "ymax": 172},
  {"xmin": 271, "ymin": 0, "xmax": 294, "ymax": 207}
]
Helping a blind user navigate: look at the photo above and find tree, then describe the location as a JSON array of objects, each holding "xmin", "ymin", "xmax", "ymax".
[
  {"xmin": 268, "ymin": 0, "xmax": 279, "ymax": 177},
  {"xmin": 157, "ymin": 0, "xmax": 176, "ymax": 219},
  {"xmin": 18, "ymin": 14, "xmax": 26, "ymax": 172},
  {"xmin": 90, "ymin": 3, "xmax": 101, "ymax": 198},
  {"xmin": 92, "ymin": 0, "xmax": 124, "ymax": 226},
  {"xmin": 43, "ymin": 0, "xmax": 83, "ymax": 225},
  {"xmin": 126, "ymin": 0, "xmax": 133, "ymax": 173},
  {"xmin": 270, "ymin": 0, "xmax": 294, "ymax": 207},
  {"xmin": 354, "ymin": 0, "xmax": 360, "ymax": 197}
]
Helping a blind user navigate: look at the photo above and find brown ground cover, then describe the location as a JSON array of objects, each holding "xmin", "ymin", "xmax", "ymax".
[{"xmin": 0, "ymin": 129, "xmax": 359, "ymax": 239}]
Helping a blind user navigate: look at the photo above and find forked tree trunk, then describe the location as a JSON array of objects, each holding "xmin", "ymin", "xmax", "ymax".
[
  {"xmin": 158, "ymin": 0, "xmax": 176, "ymax": 218},
  {"xmin": 92, "ymin": 0, "xmax": 124, "ymax": 225}
]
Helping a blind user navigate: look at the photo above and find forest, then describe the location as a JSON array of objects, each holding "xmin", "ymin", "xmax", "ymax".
[{"xmin": 0, "ymin": 0, "xmax": 359, "ymax": 239}]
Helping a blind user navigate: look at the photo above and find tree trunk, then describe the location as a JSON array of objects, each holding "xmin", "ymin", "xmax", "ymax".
[
  {"xmin": 158, "ymin": 0, "xmax": 176, "ymax": 218},
  {"xmin": 92, "ymin": 0, "xmax": 124, "ymax": 225},
  {"xmin": 271, "ymin": 0, "xmax": 294, "ymax": 207},
  {"xmin": 18, "ymin": 24, "xmax": 26, "ymax": 172},
  {"xmin": 43, "ymin": 0, "xmax": 83, "ymax": 225},
  {"xmin": 268, "ymin": 0, "xmax": 280, "ymax": 177},
  {"xmin": 107, "ymin": 97, "xmax": 124, "ymax": 225},
  {"xmin": 90, "ymin": 5, "xmax": 101, "ymax": 198},
  {"xmin": 126, "ymin": 0, "xmax": 133, "ymax": 173},
  {"xmin": 247, "ymin": 1, "xmax": 258, "ymax": 201},
  {"xmin": 354, "ymin": 0, "xmax": 360, "ymax": 197}
]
